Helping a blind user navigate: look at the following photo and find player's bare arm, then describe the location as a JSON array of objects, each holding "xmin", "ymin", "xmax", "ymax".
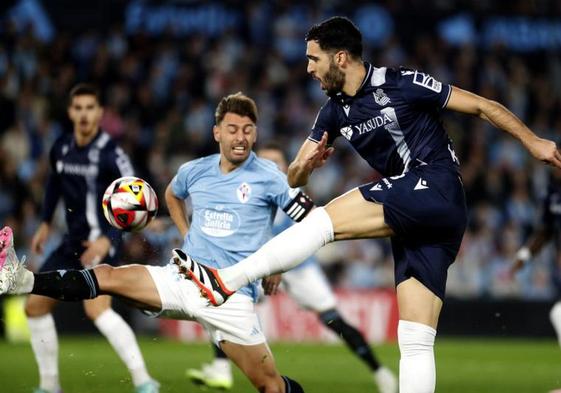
[
  {"xmin": 446, "ymin": 86, "xmax": 561, "ymax": 168},
  {"xmin": 511, "ymin": 229, "xmax": 551, "ymax": 274},
  {"xmin": 287, "ymin": 132, "xmax": 334, "ymax": 187},
  {"xmin": 80, "ymin": 236, "xmax": 111, "ymax": 267},
  {"xmin": 31, "ymin": 222, "xmax": 50, "ymax": 255},
  {"xmin": 165, "ymin": 183, "xmax": 190, "ymax": 237}
]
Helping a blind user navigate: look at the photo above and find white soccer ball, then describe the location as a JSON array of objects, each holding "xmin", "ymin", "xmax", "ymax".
[{"xmin": 102, "ymin": 176, "xmax": 158, "ymax": 232}]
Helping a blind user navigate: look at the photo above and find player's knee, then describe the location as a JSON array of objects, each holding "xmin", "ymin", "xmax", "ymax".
[
  {"xmin": 249, "ymin": 369, "xmax": 283, "ymax": 393},
  {"xmin": 24, "ymin": 296, "xmax": 53, "ymax": 317},
  {"xmin": 92, "ymin": 264, "xmax": 117, "ymax": 291},
  {"xmin": 257, "ymin": 379, "xmax": 283, "ymax": 393}
]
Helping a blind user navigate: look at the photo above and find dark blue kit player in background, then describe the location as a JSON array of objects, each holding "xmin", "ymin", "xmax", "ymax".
[{"xmin": 27, "ymin": 84, "xmax": 159, "ymax": 393}]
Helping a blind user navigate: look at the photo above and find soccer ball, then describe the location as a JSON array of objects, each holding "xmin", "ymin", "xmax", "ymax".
[{"xmin": 102, "ymin": 176, "xmax": 158, "ymax": 231}]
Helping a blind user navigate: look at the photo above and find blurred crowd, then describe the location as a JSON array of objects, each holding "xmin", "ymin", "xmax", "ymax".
[{"xmin": 1, "ymin": 1, "xmax": 561, "ymax": 300}]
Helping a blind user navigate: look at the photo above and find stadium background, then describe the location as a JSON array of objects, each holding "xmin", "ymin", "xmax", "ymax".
[{"xmin": 2, "ymin": 0, "xmax": 561, "ymax": 391}]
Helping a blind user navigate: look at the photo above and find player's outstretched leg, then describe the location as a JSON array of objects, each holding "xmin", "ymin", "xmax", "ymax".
[
  {"xmin": 172, "ymin": 248, "xmax": 234, "ymax": 306},
  {"xmin": 182, "ymin": 207, "xmax": 335, "ymax": 306}
]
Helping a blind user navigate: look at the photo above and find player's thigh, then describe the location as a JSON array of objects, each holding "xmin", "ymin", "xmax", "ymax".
[
  {"xmin": 25, "ymin": 294, "xmax": 58, "ymax": 317},
  {"xmin": 221, "ymin": 341, "xmax": 282, "ymax": 388},
  {"xmin": 397, "ymin": 277, "xmax": 443, "ymax": 329},
  {"xmin": 83, "ymin": 295, "xmax": 112, "ymax": 320},
  {"xmin": 325, "ymin": 188, "xmax": 394, "ymax": 240},
  {"xmin": 93, "ymin": 264, "xmax": 162, "ymax": 311}
]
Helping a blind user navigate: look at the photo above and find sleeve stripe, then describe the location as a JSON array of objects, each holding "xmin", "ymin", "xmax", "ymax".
[{"xmin": 442, "ymin": 85, "xmax": 452, "ymax": 108}]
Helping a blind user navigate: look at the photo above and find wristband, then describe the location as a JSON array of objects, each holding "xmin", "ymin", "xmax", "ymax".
[{"xmin": 515, "ymin": 247, "xmax": 532, "ymax": 263}]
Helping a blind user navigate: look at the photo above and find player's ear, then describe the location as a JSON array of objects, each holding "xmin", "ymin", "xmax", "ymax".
[
  {"xmin": 334, "ymin": 50, "xmax": 346, "ymax": 67},
  {"xmin": 212, "ymin": 124, "xmax": 220, "ymax": 142}
]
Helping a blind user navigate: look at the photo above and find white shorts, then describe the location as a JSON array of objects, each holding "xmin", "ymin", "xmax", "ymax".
[
  {"xmin": 145, "ymin": 264, "xmax": 266, "ymax": 346},
  {"xmin": 282, "ymin": 263, "xmax": 337, "ymax": 313}
]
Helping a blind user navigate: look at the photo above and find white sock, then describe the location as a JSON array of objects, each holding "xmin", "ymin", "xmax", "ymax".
[
  {"xmin": 398, "ymin": 320, "xmax": 437, "ymax": 393},
  {"xmin": 18, "ymin": 270, "xmax": 35, "ymax": 293},
  {"xmin": 220, "ymin": 207, "xmax": 334, "ymax": 290},
  {"xmin": 94, "ymin": 309, "xmax": 151, "ymax": 386},
  {"xmin": 212, "ymin": 358, "xmax": 232, "ymax": 374},
  {"xmin": 550, "ymin": 301, "xmax": 561, "ymax": 347},
  {"xmin": 28, "ymin": 314, "xmax": 60, "ymax": 393}
]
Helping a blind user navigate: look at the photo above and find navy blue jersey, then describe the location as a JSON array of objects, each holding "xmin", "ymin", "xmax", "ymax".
[
  {"xmin": 42, "ymin": 130, "xmax": 134, "ymax": 245},
  {"xmin": 540, "ymin": 181, "xmax": 561, "ymax": 247},
  {"xmin": 538, "ymin": 180, "xmax": 561, "ymax": 295},
  {"xmin": 310, "ymin": 63, "xmax": 459, "ymax": 176}
]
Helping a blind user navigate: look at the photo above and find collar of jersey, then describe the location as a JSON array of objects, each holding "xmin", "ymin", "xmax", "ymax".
[
  {"xmin": 71, "ymin": 128, "xmax": 102, "ymax": 150},
  {"xmin": 329, "ymin": 62, "xmax": 373, "ymax": 106},
  {"xmin": 214, "ymin": 151, "xmax": 256, "ymax": 177}
]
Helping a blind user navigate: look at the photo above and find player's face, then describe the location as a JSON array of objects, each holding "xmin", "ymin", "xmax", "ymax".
[
  {"xmin": 67, "ymin": 95, "xmax": 103, "ymax": 139},
  {"xmin": 214, "ymin": 112, "xmax": 257, "ymax": 169},
  {"xmin": 306, "ymin": 40, "xmax": 345, "ymax": 95},
  {"xmin": 257, "ymin": 148, "xmax": 287, "ymax": 174}
]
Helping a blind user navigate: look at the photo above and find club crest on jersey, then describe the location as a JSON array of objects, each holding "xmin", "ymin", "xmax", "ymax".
[
  {"xmin": 373, "ymin": 88, "xmax": 391, "ymax": 106},
  {"xmin": 340, "ymin": 126, "xmax": 353, "ymax": 140},
  {"xmin": 237, "ymin": 182, "xmax": 251, "ymax": 203}
]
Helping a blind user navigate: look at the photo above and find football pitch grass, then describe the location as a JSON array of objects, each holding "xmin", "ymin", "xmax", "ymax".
[{"xmin": 0, "ymin": 336, "xmax": 560, "ymax": 392}]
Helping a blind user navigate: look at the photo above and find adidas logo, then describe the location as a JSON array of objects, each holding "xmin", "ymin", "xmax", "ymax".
[
  {"xmin": 414, "ymin": 178, "xmax": 429, "ymax": 190},
  {"xmin": 370, "ymin": 183, "xmax": 383, "ymax": 191}
]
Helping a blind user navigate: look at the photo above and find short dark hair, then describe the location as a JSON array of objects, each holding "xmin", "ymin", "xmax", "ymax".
[
  {"xmin": 68, "ymin": 83, "xmax": 101, "ymax": 106},
  {"xmin": 305, "ymin": 16, "xmax": 362, "ymax": 59},
  {"xmin": 215, "ymin": 92, "xmax": 258, "ymax": 124}
]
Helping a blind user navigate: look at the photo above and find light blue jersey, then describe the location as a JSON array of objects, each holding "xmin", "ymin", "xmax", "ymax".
[{"xmin": 171, "ymin": 152, "xmax": 310, "ymax": 300}]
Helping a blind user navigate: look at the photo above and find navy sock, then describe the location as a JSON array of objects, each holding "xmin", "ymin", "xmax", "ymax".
[
  {"xmin": 32, "ymin": 269, "xmax": 100, "ymax": 301},
  {"xmin": 320, "ymin": 309, "xmax": 381, "ymax": 371},
  {"xmin": 214, "ymin": 343, "xmax": 228, "ymax": 359},
  {"xmin": 282, "ymin": 376, "xmax": 304, "ymax": 393}
]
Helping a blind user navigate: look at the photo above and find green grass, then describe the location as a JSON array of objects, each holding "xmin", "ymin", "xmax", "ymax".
[{"xmin": 0, "ymin": 336, "xmax": 560, "ymax": 392}]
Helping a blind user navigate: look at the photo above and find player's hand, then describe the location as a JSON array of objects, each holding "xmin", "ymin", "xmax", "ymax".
[
  {"xmin": 31, "ymin": 222, "xmax": 50, "ymax": 255},
  {"xmin": 303, "ymin": 132, "xmax": 335, "ymax": 171},
  {"xmin": 262, "ymin": 274, "xmax": 282, "ymax": 296},
  {"xmin": 524, "ymin": 136, "xmax": 561, "ymax": 169},
  {"xmin": 80, "ymin": 236, "xmax": 111, "ymax": 267}
]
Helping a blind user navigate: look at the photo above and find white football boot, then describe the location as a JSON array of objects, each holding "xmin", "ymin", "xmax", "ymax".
[
  {"xmin": 374, "ymin": 366, "xmax": 398, "ymax": 393},
  {"xmin": 186, "ymin": 360, "xmax": 233, "ymax": 390},
  {"xmin": 0, "ymin": 226, "xmax": 27, "ymax": 295}
]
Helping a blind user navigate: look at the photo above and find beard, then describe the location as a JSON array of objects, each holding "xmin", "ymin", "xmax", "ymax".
[{"xmin": 323, "ymin": 61, "xmax": 345, "ymax": 96}]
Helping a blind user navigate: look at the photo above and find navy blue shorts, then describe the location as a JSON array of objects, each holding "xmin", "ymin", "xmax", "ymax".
[
  {"xmin": 358, "ymin": 163, "xmax": 467, "ymax": 300},
  {"xmin": 40, "ymin": 240, "xmax": 120, "ymax": 273}
]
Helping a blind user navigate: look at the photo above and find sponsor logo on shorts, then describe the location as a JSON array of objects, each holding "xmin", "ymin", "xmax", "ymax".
[{"xmin": 414, "ymin": 178, "xmax": 429, "ymax": 190}]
